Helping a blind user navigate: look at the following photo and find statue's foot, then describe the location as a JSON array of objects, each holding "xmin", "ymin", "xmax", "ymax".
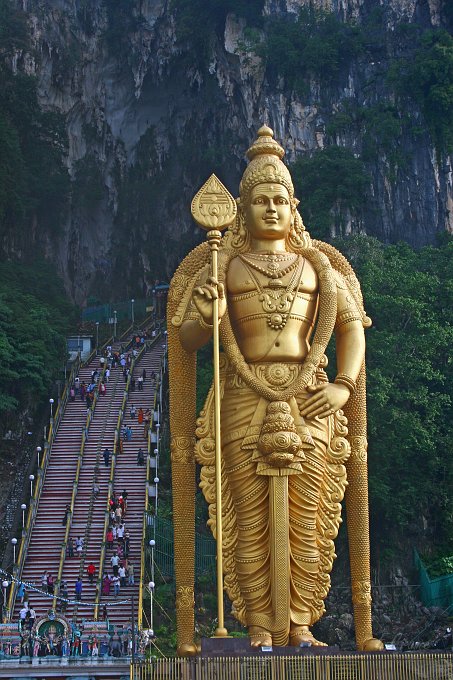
[
  {"xmin": 289, "ymin": 626, "xmax": 327, "ymax": 647},
  {"xmin": 177, "ymin": 642, "xmax": 200, "ymax": 656},
  {"xmin": 361, "ymin": 638, "xmax": 384, "ymax": 652},
  {"xmin": 249, "ymin": 627, "xmax": 272, "ymax": 647}
]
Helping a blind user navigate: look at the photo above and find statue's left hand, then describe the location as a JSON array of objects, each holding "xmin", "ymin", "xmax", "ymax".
[{"xmin": 300, "ymin": 383, "xmax": 351, "ymax": 419}]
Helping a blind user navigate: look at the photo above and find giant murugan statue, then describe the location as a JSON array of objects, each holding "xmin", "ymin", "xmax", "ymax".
[{"xmin": 168, "ymin": 126, "xmax": 383, "ymax": 654}]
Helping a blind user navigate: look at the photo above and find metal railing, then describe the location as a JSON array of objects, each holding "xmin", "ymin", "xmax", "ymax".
[
  {"xmin": 5, "ymin": 355, "xmax": 81, "ymax": 621},
  {"xmin": 137, "ymin": 440, "xmax": 150, "ymax": 631},
  {"xmin": 53, "ymin": 363, "xmax": 106, "ymax": 610},
  {"xmin": 131, "ymin": 653, "xmax": 453, "ymax": 680},
  {"xmin": 93, "ymin": 343, "xmax": 147, "ymax": 619},
  {"xmin": 143, "ymin": 515, "xmax": 215, "ymax": 581},
  {"xmin": 138, "ymin": 370, "xmax": 159, "ymax": 630},
  {"xmin": 138, "ymin": 335, "xmax": 163, "ymax": 631}
]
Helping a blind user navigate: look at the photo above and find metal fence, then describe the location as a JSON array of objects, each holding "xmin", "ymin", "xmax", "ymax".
[
  {"xmin": 414, "ymin": 549, "xmax": 453, "ymax": 609},
  {"xmin": 132, "ymin": 652, "xmax": 453, "ymax": 680},
  {"xmin": 145, "ymin": 515, "xmax": 216, "ymax": 580},
  {"xmin": 82, "ymin": 298, "xmax": 149, "ymax": 323}
]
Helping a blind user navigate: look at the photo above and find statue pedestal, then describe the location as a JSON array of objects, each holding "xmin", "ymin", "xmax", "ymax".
[{"xmin": 201, "ymin": 637, "xmax": 339, "ymax": 657}]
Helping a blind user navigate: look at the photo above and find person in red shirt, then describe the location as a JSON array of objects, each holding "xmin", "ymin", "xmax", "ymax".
[{"xmin": 87, "ymin": 562, "xmax": 96, "ymax": 584}]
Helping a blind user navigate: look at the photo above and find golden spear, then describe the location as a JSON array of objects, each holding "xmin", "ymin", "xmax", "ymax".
[{"xmin": 191, "ymin": 175, "xmax": 237, "ymax": 638}]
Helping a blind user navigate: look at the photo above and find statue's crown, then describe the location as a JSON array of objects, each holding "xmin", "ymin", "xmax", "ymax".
[{"xmin": 240, "ymin": 125, "xmax": 294, "ymax": 200}]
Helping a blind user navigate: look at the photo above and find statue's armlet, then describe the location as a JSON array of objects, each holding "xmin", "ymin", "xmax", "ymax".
[{"xmin": 334, "ymin": 270, "xmax": 363, "ymax": 330}]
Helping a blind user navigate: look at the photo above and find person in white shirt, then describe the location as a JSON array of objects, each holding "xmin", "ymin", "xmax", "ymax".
[
  {"xmin": 112, "ymin": 575, "xmax": 120, "ymax": 597},
  {"xmin": 110, "ymin": 553, "xmax": 120, "ymax": 576},
  {"xmin": 19, "ymin": 605, "xmax": 28, "ymax": 630},
  {"xmin": 118, "ymin": 565, "xmax": 126, "ymax": 587}
]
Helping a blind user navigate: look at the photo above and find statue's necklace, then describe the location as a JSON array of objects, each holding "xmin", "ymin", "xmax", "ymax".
[
  {"xmin": 239, "ymin": 255, "xmax": 304, "ymax": 330},
  {"xmin": 239, "ymin": 252, "xmax": 298, "ymax": 279},
  {"xmin": 218, "ymin": 247, "xmax": 338, "ymax": 403}
]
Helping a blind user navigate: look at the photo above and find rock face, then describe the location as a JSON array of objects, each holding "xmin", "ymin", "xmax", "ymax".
[
  {"xmin": 6, "ymin": 0, "xmax": 453, "ymax": 302},
  {"xmin": 314, "ymin": 565, "xmax": 451, "ymax": 651}
]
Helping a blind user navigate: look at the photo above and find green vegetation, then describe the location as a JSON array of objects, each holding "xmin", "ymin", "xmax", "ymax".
[
  {"xmin": 336, "ymin": 236, "xmax": 453, "ymax": 549},
  {"xmin": 0, "ymin": 260, "xmax": 78, "ymax": 421},
  {"xmin": 103, "ymin": 0, "xmax": 145, "ymax": 51},
  {"xmin": 171, "ymin": 0, "xmax": 264, "ymax": 66},
  {"xmin": 390, "ymin": 29, "xmax": 453, "ymax": 154},
  {"xmin": 0, "ymin": 0, "xmax": 27, "ymax": 53},
  {"xmin": 291, "ymin": 146, "xmax": 368, "ymax": 238},
  {"xmin": 327, "ymin": 102, "xmax": 408, "ymax": 176},
  {"xmin": 0, "ymin": 0, "xmax": 69, "ymax": 243},
  {"xmin": 423, "ymin": 553, "xmax": 453, "ymax": 579},
  {"xmin": 243, "ymin": 8, "xmax": 365, "ymax": 94}
]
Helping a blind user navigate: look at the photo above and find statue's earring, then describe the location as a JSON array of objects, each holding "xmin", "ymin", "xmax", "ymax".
[{"xmin": 229, "ymin": 205, "xmax": 250, "ymax": 251}]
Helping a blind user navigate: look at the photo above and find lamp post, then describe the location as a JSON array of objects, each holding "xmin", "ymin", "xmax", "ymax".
[
  {"xmin": 2, "ymin": 580, "xmax": 8, "ymax": 622},
  {"xmin": 131, "ymin": 299, "xmax": 135, "ymax": 325},
  {"xmin": 148, "ymin": 581, "xmax": 155, "ymax": 635},
  {"xmin": 96, "ymin": 321, "xmax": 100, "ymax": 350},
  {"xmin": 37, "ymin": 446, "xmax": 42, "ymax": 468},
  {"xmin": 156, "ymin": 422, "xmax": 160, "ymax": 451},
  {"xmin": 49, "ymin": 398, "xmax": 54, "ymax": 419},
  {"xmin": 148, "ymin": 539, "xmax": 155, "ymax": 582},
  {"xmin": 11, "ymin": 538, "xmax": 17, "ymax": 563},
  {"xmin": 29, "ymin": 475, "xmax": 35, "ymax": 497},
  {"xmin": 154, "ymin": 477, "xmax": 159, "ymax": 514},
  {"xmin": 21, "ymin": 504, "xmax": 26, "ymax": 529},
  {"xmin": 113, "ymin": 310, "xmax": 117, "ymax": 340}
]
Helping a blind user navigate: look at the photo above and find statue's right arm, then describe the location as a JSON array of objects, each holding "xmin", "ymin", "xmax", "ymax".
[{"xmin": 179, "ymin": 276, "xmax": 226, "ymax": 353}]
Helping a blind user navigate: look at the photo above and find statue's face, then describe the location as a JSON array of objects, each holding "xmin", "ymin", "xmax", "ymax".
[{"xmin": 244, "ymin": 183, "xmax": 292, "ymax": 241}]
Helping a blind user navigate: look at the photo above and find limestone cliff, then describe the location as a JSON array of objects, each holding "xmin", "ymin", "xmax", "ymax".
[{"xmin": 4, "ymin": 0, "xmax": 453, "ymax": 302}]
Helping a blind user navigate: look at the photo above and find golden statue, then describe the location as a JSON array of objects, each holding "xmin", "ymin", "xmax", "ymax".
[{"xmin": 168, "ymin": 126, "xmax": 383, "ymax": 654}]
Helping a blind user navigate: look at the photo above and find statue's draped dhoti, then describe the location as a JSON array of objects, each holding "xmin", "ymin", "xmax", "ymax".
[{"xmin": 217, "ymin": 363, "xmax": 348, "ymax": 645}]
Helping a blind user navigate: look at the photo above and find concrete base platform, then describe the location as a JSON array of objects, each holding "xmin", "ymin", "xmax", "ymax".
[
  {"xmin": 201, "ymin": 636, "xmax": 339, "ymax": 656},
  {"xmin": 0, "ymin": 656, "xmax": 131, "ymax": 678}
]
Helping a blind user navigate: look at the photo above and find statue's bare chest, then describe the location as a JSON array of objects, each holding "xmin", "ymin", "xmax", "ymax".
[{"xmin": 226, "ymin": 254, "xmax": 319, "ymax": 331}]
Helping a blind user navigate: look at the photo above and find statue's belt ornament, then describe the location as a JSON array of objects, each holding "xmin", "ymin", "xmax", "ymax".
[{"xmin": 255, "ymin": 400, "xmax": 306, "ymax": 470}]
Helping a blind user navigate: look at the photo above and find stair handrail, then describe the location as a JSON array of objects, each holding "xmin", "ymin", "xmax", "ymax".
[
  {"xmin": 138, "ymin": 335, "xmax": 163, "ymax": 630},
  {"xmin": 77, "ymin": 366, "xmax": 122, "ymax": 586},
  {"xmin": 120, "ymin": 313, "xmax": 155, "ymax": 344},
  {"xmin": 6, "ymin": 355, "xmax": 81, "ymax": 620},
  {"xmin": 82, "ymin": 331, "xmax": 115, "ymax": 368},
  {"xmin": 53, "ymin": 362, "xmax": 106, "ymax": 610},
  {"xmin": 138, "ymin": 416, "xmax": 154, "ymax": 630},
  {"xmin": 93, "ymin": 344, "xmax": 146, "ymax": 619},
  {"xmin": 119, "ymin": 316, "xmax": 157, "ymax": 354}
]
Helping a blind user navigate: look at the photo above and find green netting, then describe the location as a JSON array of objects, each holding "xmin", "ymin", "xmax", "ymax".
[
  {"xmin": 82, "ymin": 298, "xmax": 149, "ymax": 323},
  {"xmin": 414, "ymin": 549, "xmax": 453, "ymax": 609},
  {"xmin": 146, "ymin": 514, "xmax": 216, "ymax": 579}
]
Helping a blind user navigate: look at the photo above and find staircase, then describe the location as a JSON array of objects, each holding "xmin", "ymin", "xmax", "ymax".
[
  {"xmin": 58, "ymin": 359, "xmax": 125, "ymax": 621},
  {"xmin": 99, "ymin": 343, "xmax": 164, "ymax": 630},
  {"xmin": 12, "ymin": 336, "xmax": 164, "ymax": 633},
  {"xmin": 13, "ymin": 360, "xmax": 96, "ymax": 620}
]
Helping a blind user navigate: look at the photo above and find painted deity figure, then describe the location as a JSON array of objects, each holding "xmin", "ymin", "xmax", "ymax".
[{"xmin": 168, "ymin": 126, "xmax": 382, "ymax": 654}]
